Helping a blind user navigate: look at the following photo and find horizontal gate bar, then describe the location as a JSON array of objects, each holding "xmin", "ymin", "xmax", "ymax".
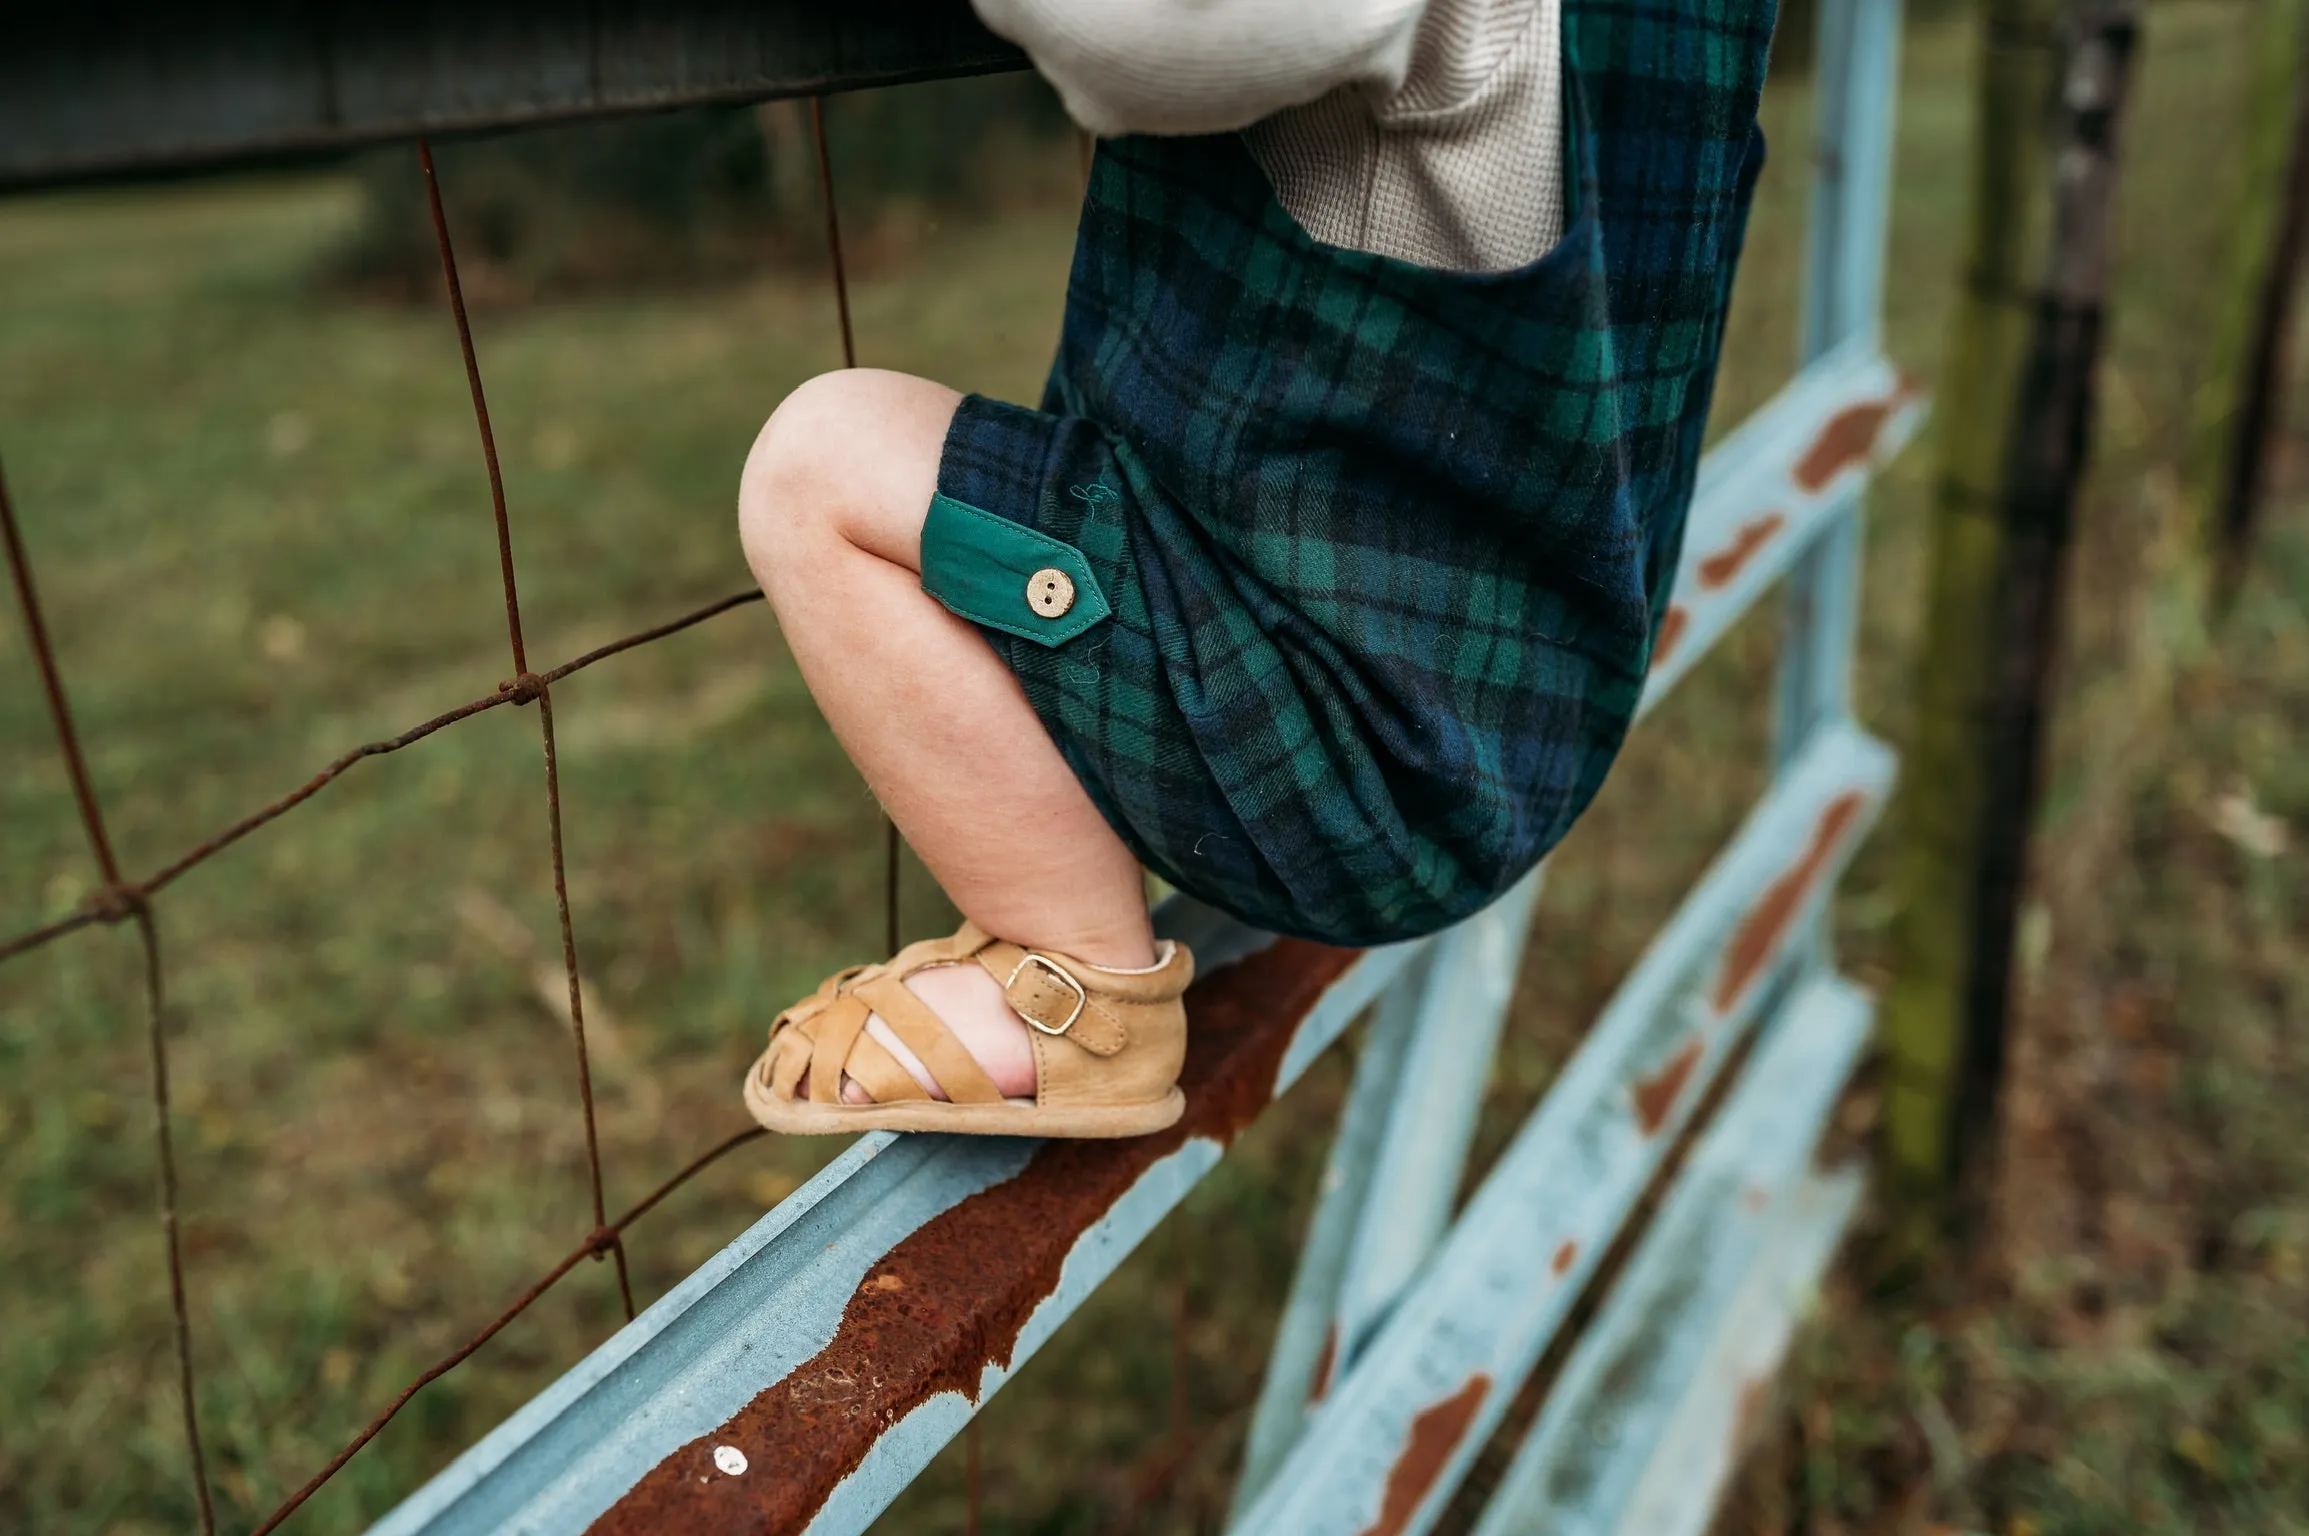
[
  {"xmin": 1226, "ymin": 718, "xmax": 1894, "ymax": 1536},
  {"xmin": 1468, "ymin": 977, "xmax": 1872, "ymax": 1536},
  {"xmin": 1639, "ymin": 338, "xmax": 1922, "ymax": 715},
  {"xmin": 1, "ymin": 2, "xmax": 1027, "ymax": 193},
  {"xmin": 371, "ymin": 899, "xmax": 1421, "ymax": 1536},
  {"xmin": 1610, "ymin": 1165, "xmax": 1865, "ymax": 1534}
]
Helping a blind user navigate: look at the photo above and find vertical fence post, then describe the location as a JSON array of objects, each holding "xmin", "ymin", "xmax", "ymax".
[
  {"xmin": 1879, "ymin": 0, "xmax": 2060, "ymax": 1211},
  {"xmin": 1775, "ymin": 0, "xmax": 1904, "ymax": 908},
  {"xmin": 2187, "ymin": 0, "xmax": 2309, "ymax": 601},
  {"xmin": 1958, "ymin": 0, "xmax": 2143, "ymax": 1190},
  {"xmin": 1883, "ymin": 0, "xmax": 2141, "ymax": 1212}
]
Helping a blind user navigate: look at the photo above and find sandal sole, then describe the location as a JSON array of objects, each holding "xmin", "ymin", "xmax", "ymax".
[{"xmin": 743, "ymin": 1053, "xmax": 1184, "ymax": 1139}]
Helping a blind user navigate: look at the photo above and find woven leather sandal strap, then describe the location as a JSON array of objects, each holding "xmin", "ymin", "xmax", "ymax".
[
  {"xmin": 841, "ymin": 1029, "xmax": 931, "ymax": 1104},
  {"xmin": 852, "ymin": 972, "xmax": 1007, "ymax": 1104},
  {"xmin": 805, "ymin": 995, "xmax": 873, "ymax": 1105},
  {"xmin": 774, "ymin": 962, "xmax": 866, "ymax": 1032}
]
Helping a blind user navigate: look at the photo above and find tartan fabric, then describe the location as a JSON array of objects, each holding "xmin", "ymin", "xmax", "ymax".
[{"xmin": 933, "ymin": 0, "xmax": 1777, "ymax": 946}]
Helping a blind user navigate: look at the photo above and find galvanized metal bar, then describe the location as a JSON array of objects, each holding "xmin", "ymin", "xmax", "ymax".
[
  {"xmin": 1233, "ymin": 867, "xmax": 1543, "ymax": 1517},
  {"xmin": 1640, "ymin": 339, "xmax": 1923, "ymax": 714},
  {"xmin": 1766, "ymin": 0, "xmax": 1905, "ymax": 1012},
  {"xmin": 1604, "ymin": 1166, "xmax": 1863, "ymax": 1536},
  {"xmin": 1800, "ymin": 0, "xmax": 1902, "ymax": 363},
  {"xmin": 1465, "ymin": 977, "xmax": 1873, "ymax": 1536},
  {"xmin": 1233, "ymin": 946, "xmax": 1436, "ymax": 1513},
  {"xmin": 1224, "ymin": 719, "xmax": 1895, "ymax": 1536},
  {"xmin": 1329, "ymin": 869, "xmax": 1546, "ymax": 1365},
  {"xmin": 370, "ymin": 902, "xmax": 1421, "ymax": 1536},
  {"xmin": 1773, "ymin": 0, "xmax": 1907, "ymax": 768},
  {"xmin": 0, "ymin": 2, "xmax": 1027, "ymax": 193}
]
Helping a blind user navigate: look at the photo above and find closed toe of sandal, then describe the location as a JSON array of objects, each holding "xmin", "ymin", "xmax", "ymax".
[{"xmin": 742, "ymin": 922, "xmax": 1193, "ymax": 1139}]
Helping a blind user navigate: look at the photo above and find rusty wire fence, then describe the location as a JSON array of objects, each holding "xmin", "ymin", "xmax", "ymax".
[{"xmin": 0, "ymin": 101, "xmax": 887, "ymax": 1534}]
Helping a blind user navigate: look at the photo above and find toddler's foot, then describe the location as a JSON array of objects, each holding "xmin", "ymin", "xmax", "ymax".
[
  {"xmin": 821, "ymin": 961, "xmax": 1038, "ymax": 1103},
  {"xmin": 745, "ymin": 922, "xmax": 1194, "ymax": 1139}
]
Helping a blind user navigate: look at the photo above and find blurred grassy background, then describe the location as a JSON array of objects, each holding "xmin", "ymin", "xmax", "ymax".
[{"xmin": 0, "ymin": 4, "xmax": 2303, "ymax": 1533}]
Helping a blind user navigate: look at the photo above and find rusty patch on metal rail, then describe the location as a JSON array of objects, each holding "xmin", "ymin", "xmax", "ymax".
[
  {"xmin": 1309, "ymin": 1322, "xmax": 1340, "ymax": 1403},
  {"xmin": 587, "ymin": 938, "xmax": 1359, "ymax": 1536},
  {"xmin": 1630, "ymin": 1036, "xmax": 1705, "ymax": 1137},
  {"xmin": 1550, "ymin": 1239, "xmax": 1579, "ymax": 1276},
  {"xmin": 1710, "ymin": 790, "xmax": 1866, "ymax": 1015},
  {"xmin": 1696, "ymin": 512, "xmax": 1787, "ymax": 590},
  {"xmin": 1359, "ymin": 1373, "xmax": 1493, "ymax": 1536},
  {"xmin": 1791, "ymin": 379, "xmax": 1916, "ymax": 494},
  {"xmin": 1649, "ymin": 606, "xmax": 1690, "ymax": 674}
]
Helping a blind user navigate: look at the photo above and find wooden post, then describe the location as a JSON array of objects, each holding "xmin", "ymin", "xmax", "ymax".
[
  {"xmin": 1880, "ymin": 0, "xmax": 2063, "ymax": 1206},
  {"xmin": 2187, "ymin": 0, "xmax": 2309, "ymax": 603},
  {"xmin": 1882, "ymin": 0, "xmax": 2143, "ymax": 1211}
]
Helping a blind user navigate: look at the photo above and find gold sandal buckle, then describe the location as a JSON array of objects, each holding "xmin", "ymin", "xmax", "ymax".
[{"xmin": 1006, "ymin": 952, "xmax": 1088, "ymax": 1036}]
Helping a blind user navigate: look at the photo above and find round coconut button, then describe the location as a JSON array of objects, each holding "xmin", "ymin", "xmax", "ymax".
[{"xmin": 1027, "ymin": 567, "xmax": 1077, "ymax": 619}]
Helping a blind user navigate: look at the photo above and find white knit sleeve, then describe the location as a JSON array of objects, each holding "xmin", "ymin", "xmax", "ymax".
[{"xmin": 969, "ymin": 0, "xmax": 1431, "ymax": 137}]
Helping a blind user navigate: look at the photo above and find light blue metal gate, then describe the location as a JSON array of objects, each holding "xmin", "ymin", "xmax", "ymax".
[{"xmin": 373, "ymin": 2, "xmax": 1917, "ymax": 1530}]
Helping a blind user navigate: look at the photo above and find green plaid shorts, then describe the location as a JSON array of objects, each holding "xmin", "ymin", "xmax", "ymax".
[{"xmin": 924, "ymin": 0, "xmax": 1775, "ymax": 945}]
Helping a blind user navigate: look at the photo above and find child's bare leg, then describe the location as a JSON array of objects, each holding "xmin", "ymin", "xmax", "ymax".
[{"xmin": 739, "ymin": 368, "xmax": 1157, "ymax": 1102}]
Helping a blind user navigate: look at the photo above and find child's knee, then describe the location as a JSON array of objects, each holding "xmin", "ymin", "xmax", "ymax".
[
  {"xmin": 737, "ymin": 369, "xmax": 959, "ymax": 579},
  {"xmin": 738, "ymin": 371, "xmax": 855, "ymax": 570}
]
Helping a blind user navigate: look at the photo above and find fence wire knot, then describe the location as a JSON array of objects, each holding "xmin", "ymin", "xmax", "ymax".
[
  {"xmin": 500, "ymin": 671, "xmax": 547, "ymax": 705},
  {"xmin": 84, "ymin": 881, "xmax": 148, "ymax": 923},
  {"xmin": 585, "ymin": 1224, "xmax": 622, "ymax": 1261}
]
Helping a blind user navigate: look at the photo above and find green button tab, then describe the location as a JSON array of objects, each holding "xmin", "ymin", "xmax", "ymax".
[{"xmin": 919, "ymin": 492, "xmax": 1111, "ymax": 648}]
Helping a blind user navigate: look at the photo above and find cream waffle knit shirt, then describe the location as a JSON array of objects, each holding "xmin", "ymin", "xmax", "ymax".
[{"xmin": 971, "ymin": 0, "xmax": 1565, "ymax": 273}]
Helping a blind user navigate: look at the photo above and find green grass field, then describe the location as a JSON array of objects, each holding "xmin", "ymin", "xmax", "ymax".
[{"xmin": 2, "ymin": 8, "xmax": 2303, "ymax": 1533}]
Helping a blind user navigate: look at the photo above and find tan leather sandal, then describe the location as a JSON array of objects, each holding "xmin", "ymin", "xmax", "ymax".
[{"xmin": 743, "ymin": 921, "xmax": 1194, "ymax": 1137}]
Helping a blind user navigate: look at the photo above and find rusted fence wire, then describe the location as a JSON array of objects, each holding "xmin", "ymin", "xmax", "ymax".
[
  {"xmin": 0, "ymin": 106, "xmax": 879, "ymax": 1532},
  {"xmin": 416, "ymin": 133, "xmax": 634, "ymax": 1324},
  {"xmin": 1, "ymin": 458, "xmax": 217, "ymax": 1536}
]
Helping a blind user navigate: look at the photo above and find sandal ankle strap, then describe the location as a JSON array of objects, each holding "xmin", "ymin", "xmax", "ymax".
[
  {"xmin": 1004, "ymin": 951, "xmax": 1094, "ymax": 1036},
  {"xmin": 981, "ymin": 943, "xmax": 1125, "ymax": 1055},
  {"xmin": 975, "ymin": 938, "xmax": 1191, "ymax": 1059}
]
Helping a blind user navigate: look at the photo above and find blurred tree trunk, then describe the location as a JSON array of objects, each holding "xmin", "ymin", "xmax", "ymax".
[
  {"xmin": 2185, "ymin": 0, "xmax": 2309, "ymax": 604},
  {"xmin": 1881, "ymin": 0, "xmax": 2142, "ymax": 1218}
]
